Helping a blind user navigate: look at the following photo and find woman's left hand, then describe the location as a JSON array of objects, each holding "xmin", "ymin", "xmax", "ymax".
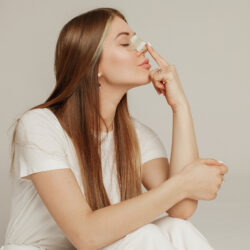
[{"xmin": 146, "ymin": 43, "xmax": 189, "ymax": 110}]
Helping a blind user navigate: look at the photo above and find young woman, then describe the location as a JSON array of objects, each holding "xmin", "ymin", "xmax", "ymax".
[{"xmin": 2, "ymin": 7, "xmax": 228, "ymax": 250}]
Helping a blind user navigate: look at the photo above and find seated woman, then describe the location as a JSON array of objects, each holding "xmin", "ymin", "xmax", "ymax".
[{"xmin": 2, "ymin": 7, "xmax": 227, "ymax": 250}]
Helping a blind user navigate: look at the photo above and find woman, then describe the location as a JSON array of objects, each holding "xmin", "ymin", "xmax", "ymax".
[{"xmin": 2, "ymin": 7, "xmax": 228, "ymax": 250}]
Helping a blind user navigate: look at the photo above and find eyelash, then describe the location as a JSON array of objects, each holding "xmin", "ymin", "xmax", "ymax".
[{"xmin": 121, "ymin": 44, "xmax": 130, "ymax": 46}]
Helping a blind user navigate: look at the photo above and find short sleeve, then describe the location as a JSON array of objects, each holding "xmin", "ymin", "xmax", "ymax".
[
  {"xmin": 14, "ymin": 109, "xmax": 70, "ymax": 180},
  {"xmin": 132, "ymin": 117, "xmax": 168, "ymax": 165}
]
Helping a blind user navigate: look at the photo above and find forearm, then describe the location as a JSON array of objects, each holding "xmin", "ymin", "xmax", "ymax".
[
  {"xmin": 167, "ymin": 102, "xmax": 199, "ymax": 218},
  {"xmin": 82, "ymin": 175, "xmax": 186, "ymax": 250}
]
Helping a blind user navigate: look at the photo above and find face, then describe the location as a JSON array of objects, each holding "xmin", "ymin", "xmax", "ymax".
[{"xmin": 98, "ymin": 16, "xmax": 151, "ymax": 90}]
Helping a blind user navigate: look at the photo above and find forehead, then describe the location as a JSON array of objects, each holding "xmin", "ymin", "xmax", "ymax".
[{"xmin": 106, "ymin": 16, "xmax": 134, "ymax": 41}]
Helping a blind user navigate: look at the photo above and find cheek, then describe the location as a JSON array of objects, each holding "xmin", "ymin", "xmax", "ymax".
[
  {"xmin": 103, "ymin": 46, "xmax": 133, "ymax": 70},
  {"xmin": 110, "ymin": 49, "xmax": 135, "ymax": 69},
  {"xmin": 101, "ymin": 46, "xmax": 148, "ymax": 84}
]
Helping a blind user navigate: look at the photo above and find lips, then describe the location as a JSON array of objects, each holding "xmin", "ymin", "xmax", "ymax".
[{"xmin": 139, "ymin": 58, "xmax": 149, "ymax": 66}]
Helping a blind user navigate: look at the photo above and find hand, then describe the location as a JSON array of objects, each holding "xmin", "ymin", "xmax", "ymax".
[
  {"xmin": 177, "ymin": 158, "xmax": 229, "ymax": 201},
  {"xmin": 146, "ymin": 43, "xmax": 188, "ymax": 111}
]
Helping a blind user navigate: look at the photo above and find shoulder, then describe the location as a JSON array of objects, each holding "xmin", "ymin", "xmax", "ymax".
[
  {"xmin": 14, "ymin": 109, "xmax": 70, "ymax": 180},
  {"xmin": 131, "ymin": 116, "xmax": 168, "ymax": 164},
  {"xmin": 131, "ymin": 116, "xmax": 160, "ymax": 140},
  {"xmin": 18, "ymin": 108, "xmax": 56, "ymax": 127},
  {"xmin": 15, "ymin": 108, "xmax": 64, "ymax": 144}
]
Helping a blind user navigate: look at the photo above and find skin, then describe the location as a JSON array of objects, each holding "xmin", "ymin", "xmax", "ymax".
[
  {"xmin": 97, "ymin": 15, "xmax": 229, "ymax": 218},
  {"xmin": 26, "ymin": 16, "xmax": 229, "ymax": 250},
  {"xmin": 98, "ymin": 16, "xmax": 152, "ymax": 132}
]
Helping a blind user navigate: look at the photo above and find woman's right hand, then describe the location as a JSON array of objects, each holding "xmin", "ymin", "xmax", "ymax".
[{"xmin": 178, "ymin": 158, "xmax": 229, "ymax": 201}]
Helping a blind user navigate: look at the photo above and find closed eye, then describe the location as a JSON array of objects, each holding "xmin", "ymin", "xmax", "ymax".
[{"xmin": 121, "ymin": 44, "xmax": 129, "ymax": 46}]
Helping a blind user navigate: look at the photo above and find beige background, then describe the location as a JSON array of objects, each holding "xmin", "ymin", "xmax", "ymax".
[{"xmin": 1, "ymin": 0, "xmax": 249, "ymax": 249}]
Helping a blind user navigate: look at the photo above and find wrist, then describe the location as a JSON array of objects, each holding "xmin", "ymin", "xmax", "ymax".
[
  {"xmin": 171, "ymin": 101, "xmax": 190, "ymax": 113},
  {"xmin": 165, "ymin": 174, "xmax": 188, "ymax": 200}
]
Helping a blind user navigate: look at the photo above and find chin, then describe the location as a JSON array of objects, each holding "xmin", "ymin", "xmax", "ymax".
[
  {"xmin": 144, "ymin": 75, "xmax": 152, "ymax": 84},
  {"xmin": 138, "ymin": 79, "xmax": 151, "ymax": 86},
  {"xmin": 128, "ymin": 73, "xmax": 151, "ymax": 87},
  {"xmin": 139, "ymin": 73, "xmax": 151, "ymax": 83}
]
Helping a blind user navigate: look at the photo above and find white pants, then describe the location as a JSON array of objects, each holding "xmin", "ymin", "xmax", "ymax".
[
  {"xmin": 0, "ymin": 245, "xmax": 45, "ymax": 250},
  {"xmin": 0, "ymin": 216, "xmax": 215, "ymax": 250},
  {"xmin": 101, "ymin": 215, "xmax": 215, "ymax": 250}
]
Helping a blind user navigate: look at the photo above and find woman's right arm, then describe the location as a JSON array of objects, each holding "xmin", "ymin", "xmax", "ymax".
[
  {"xmin": 29, "ymin": 168, "xmax": 186, "ymax": 250},
  {"xmin": 85, "ymin": 173, "xmax": 185, "ymax": 249}
]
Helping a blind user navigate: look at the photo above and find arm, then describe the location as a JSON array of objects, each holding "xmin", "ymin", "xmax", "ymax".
[
  {"xmin": 144, "ymin": 42, "xmax": 199, "ymax": 219},
  {"xmin": 167, "ymin": 102, "xmax": 199, "ymax": 219},
  {"xmin": 31, "ymin": 168, "xmax": 187, "ymax": 250},
  {"xmin": 84, "ymin": 174, "xmax": 186, "ymax": 249}
]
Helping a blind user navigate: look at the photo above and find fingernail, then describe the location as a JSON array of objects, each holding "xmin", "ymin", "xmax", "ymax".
[
  {"xmin": 218, "ymin": 160, "xmax": 224, "ymax": 163},
  {"xmin": 147, "ymin": 42, "xmax": 152, "ymax": 47}
]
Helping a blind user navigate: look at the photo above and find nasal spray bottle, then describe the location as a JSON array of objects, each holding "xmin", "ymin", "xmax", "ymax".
[
  {"xmin": 128, "ymin": 34, "xmax": 147, "ymax": 52},
  {"xmin": 128, "ymin": 34, "xmax": 151, "ymax": 70}
]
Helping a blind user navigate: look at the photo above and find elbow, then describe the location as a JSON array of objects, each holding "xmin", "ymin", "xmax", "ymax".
[
  {"xmin": 77, "ymin": 247, "xmax": 96, "ymax": 250},
  {"xmin": 168, "ymin": 212, "xmax": 191, "ymax": 220},
  {"xmin": 74, "ymin": 228, "xmax": 98, "ymax": 250},
  {"xmin": 167, "ymin": 208, "xmax": 192, "ymax": 220},
  {"xmin": 168, "ymin": 204, "xmax": 198, "ymax": 220},
  {"xmin": 74, "ymin": 238, "xmax": 95, "ymax": 250},
  {"xmin": 76, "ymin": 239, "xmax": 97, "ymax": 250},
  {"xmin": 76, "ymin": 232, "xmax": 99, "ymax": 250},
  {"xmin": 74, "ymin": 213, "xmax": 100, "ymax": 250}
]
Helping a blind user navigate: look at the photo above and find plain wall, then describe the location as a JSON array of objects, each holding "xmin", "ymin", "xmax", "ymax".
[{"xmin": 1, "ymin": 0, "xmax": 249, "ymax": 249}]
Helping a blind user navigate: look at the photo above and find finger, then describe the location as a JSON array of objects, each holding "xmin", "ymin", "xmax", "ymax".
[
  {"xmin": 221, "ymin": 173, "xmax": 225, "ymax": 183},
  {"xmin": 201, "ymin": 158, "xmax": 224, "ymax": 165},
  {"xmin": 150, "ymin": 70, "xmax": 167, "ymax": 90},
  {"xmin": 155, "ymin": 87, "xmax": 162, "ymax": 95},
  {"xmin": 215, "ymin": 165, "xmax": 228, "ymax": 175},
  {"xmin": 151, "ymin": 77, "xmax": 163, "ymax": 94},
  {"xmin": 146, "ymin": 43, "xmax": 169, "ymax": 68},
  {"xmin": 151, "ymin": 69, "xmax": 168, "ymax": 83},
  {"xmin": 216, "ymin": 162, "xmax": 229, "ymax": 175},
  {"xmin": 149, "ymin": 69, "xmax": 161, "ymax": 78},
  {"xmin": 219, "ymin": 165, "xmax": 228, "ymax": 174}
]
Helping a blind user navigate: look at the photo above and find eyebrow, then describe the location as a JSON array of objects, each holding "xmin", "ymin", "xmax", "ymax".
[{"xmin": 115, "ymin": 31, "xmax": 136, "ymax": 39}]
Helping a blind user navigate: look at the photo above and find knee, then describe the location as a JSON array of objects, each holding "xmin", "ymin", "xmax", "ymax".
[
  {"xmin": 169, "ymin": 216, "xmax": 191, "ymax": 224},
  {"xmin": 121, "ymin": 223, "xmax": 177, "ymax": 250},
  {"xmin": 167, "ymin": 216, "xmax": 194, "ymax": 228},
  {"xmin": 167, "ymin": 217, "xmax": 211, "ymax": 243},
  {"xmin": 168, "ymin": 216, "xmax": 206, "ymax": 238},
  {"xmin": 156, "ymin": 215, "xmax": 195, "ymax": 232},
  {"xmin": 126, "ymin": 223, "xmax": 163, "ymax": 238},
  {"xmin": 135, "ymin": 223, "xmax": 161, "ymax": 234}
]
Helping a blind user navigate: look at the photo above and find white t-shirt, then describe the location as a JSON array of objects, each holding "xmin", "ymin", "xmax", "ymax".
[{"xmin": 3, "ymin": 108, "xmax": 168, "ymax": 250}]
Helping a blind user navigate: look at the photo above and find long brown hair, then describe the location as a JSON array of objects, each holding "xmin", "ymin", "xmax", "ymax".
[{"xmin": 9, "ymin": 7, "xmax": 143, "ymax": 211}]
